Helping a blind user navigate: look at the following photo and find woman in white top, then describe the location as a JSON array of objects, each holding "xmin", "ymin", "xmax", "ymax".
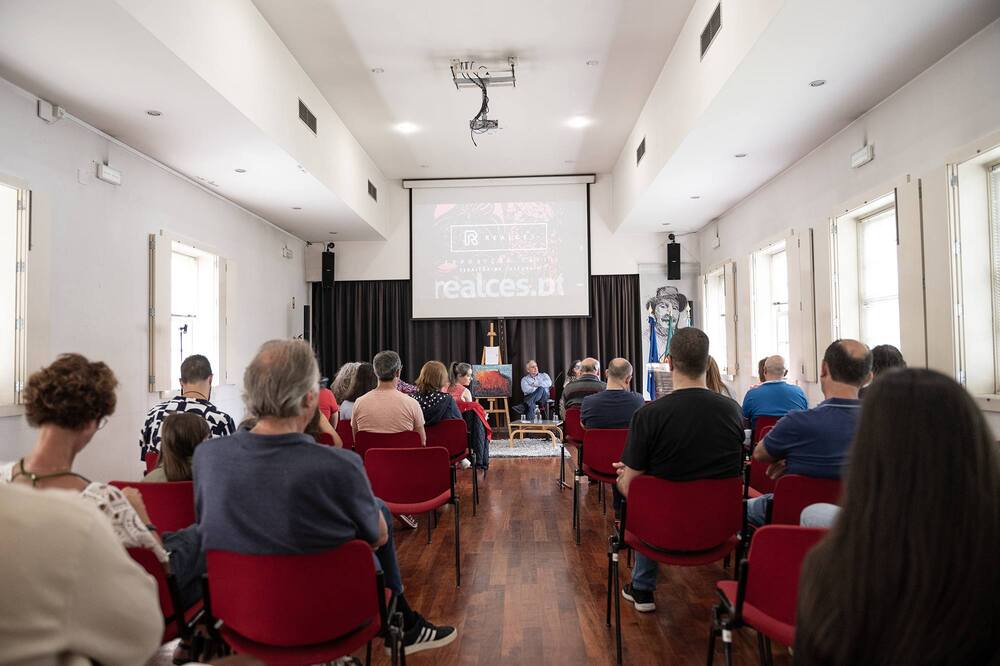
[{"xmin": 0, "ymin": 354, "xmax": 166, "ymax": 563}]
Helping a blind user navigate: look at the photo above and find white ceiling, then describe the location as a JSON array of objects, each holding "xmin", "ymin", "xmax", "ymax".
[{"xmin": 252, "ymin": 0, "xmax": 696, "ymax": 179}]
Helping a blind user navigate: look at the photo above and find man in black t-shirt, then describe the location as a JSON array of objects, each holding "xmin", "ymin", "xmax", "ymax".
[{"xmin": 614, "ymin": 328, "xmax": 743, "ymax": 613}]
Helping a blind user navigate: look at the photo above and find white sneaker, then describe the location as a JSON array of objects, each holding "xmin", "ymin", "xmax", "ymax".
[{"xmin": 460, "ymin": 459, "xmax": 472, "ymax": 470}]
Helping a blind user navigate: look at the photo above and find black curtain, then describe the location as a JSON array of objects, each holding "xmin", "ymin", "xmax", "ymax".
[{"xmin": 311, "ymin": 275, "xmax": 642, "ymax": 400}]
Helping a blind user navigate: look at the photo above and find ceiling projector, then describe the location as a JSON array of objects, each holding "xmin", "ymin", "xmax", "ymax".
[{"xmin": 450, "ymin": 57, "xmax": 516, "ymax": 145}]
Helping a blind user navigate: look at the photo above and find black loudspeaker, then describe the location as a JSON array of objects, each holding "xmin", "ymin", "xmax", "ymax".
[
  {"xmin": 667, "ymin": 241, "xmax": 681, "ymax": 280},
  {"xmin": 321, "ymin": 251, "xmax": 335, "ymax": 290},
  {"xmin": 303, "ymin": 305, "xmax": 311, "ymax": 342}
]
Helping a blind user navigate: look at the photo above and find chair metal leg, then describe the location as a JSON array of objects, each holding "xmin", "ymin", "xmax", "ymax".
[
  {"xmin": 454, "ymin": 497, "xmax": 461, "ymax": 587},
  {"xmin": 601, "ymin": 481, "xmax": 607, "ymax": 514},
  {"xmin": 606, "ymin": 537, "xmax": 614, "ymax": 626},
  {"xmin": 757, "ymin": 631, "xmax": 774, "ymax": 666},
  {"xmin": 426, "ymin": 511, "xmax": 432, "ymax": 544},
  {"xmin": 471, "ymin": 451, "xmax": 479, "ymax": 516},
  {"xmin": 573, "ymin": 469, "xmax": 582, "ymax": 545},
  {"xmin": 366, "ymin": 639, "xmax": 372, "ymax": 666},
  {"xmin": 613, "ymin": 545, "xmax": 623, "ymax": 666},
  {"xmin": 706, "ymin": 607, "xmax": 720, "ymax": 666},
  {"xmin": 722, "ymin": 622, "xmax": 734, "ymax": 666}
]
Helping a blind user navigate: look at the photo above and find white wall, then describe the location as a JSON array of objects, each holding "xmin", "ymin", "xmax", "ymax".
[
  {"xmin": 0, "ymin": 81, "xmax": 307, "ymax": 481},
  {"xmin": 698, "ymin": 21, "xmax": 1000, "ymax": 428}
]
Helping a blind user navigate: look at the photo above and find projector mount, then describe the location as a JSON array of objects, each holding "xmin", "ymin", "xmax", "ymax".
[{"xmin": 450, "ymin": 57, "xmax": 517, "ymax": 146}]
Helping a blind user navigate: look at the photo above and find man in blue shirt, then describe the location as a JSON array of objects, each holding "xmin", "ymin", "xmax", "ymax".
[
  {"xmin": 195, "ymin": 339, "xmax": 456, "ymax": 655},
  {"xmin": 746, "ymin": 339, "xmax": 872, "ymax": 526},
  {"xmin": 581, "ymin": 358, "xmax": 644, "ymax": 429},
  {"xmin": 741, "ymin": 355, "xmax": 809, "ymax": 428},
  {"xmin": 516, "ymin": 359, "xmax": 552, "ymax": 419}
]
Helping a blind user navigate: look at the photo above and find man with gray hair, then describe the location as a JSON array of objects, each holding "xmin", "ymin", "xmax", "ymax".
[
  {"xmin": 194, "ymin": 340, "xmax": 455, "ymax": 655},
  {"xmin": 741, "ymin": 354, "xmax": 808, "ymax": 429},
  {"xmin": 352, "ymin": 350, "xmax": 426, "ymax": 445},
  {"xmin": 581, "ymin": 358, "xmax": 645, "ymax": 429},
  {"xmin": 562, "ymin": 357, "xmax": 606, "ymax": 414}
]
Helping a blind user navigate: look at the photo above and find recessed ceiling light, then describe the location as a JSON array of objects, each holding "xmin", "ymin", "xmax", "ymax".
[
  {"xmin": 734, "ymin": 153, "xmax": 748, "ymax": 158},
  {"xmin": 690, "ymin": 195, "xmax": 701, "ymax": 199},
  {"xmin": 661, "ymin": 223, "xmax": 671, "ymax": 227},
  {"xmin": 566, "ymin": 116, "xmax": 592, "ymax": 129},
  {"xmin": 234, "ymin": 168, "xmax": 246, "ymax": 173},
  {"xmin": 419, "ymin": 164, "xmax": 430, "ymax": 169},
  {"xmin": 564, "ymin": 160, "xmax": 576, "ymax": 164},
  {"xmin": 586, "ymin": 60, "xmax": 599, "ymax": 67},
  {"xmin": 809, "ymin": 79, "xmax": 826, "ymax": 87},
  {"xmin": 146, "ymin": 110, "xmax": 162, "ymax": 117},
  {"xmin": 292, "ymin": 206, "xmax": 302, "ymax": 210},
  {"xmin": 328, "ymin": 231, "xmax": 338, "ymax": 235},
  {"xmin": 394, "ymin": 122, "xmax": 419, "ymax": 134},
  {"xmin": 371, "ymin": 67, "xmax": 385, "ymax": 74}
]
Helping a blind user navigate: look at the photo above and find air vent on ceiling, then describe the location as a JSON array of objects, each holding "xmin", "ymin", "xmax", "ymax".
[
  {"xmin": 636, "ymin": 137, "xmax": 646, "ymax": 166},
  {"xmin": 298, "ymin": 99, "xmax": 317, "ymax": 134},
  {"xmin": 367, "ymin": 180, "xmax": 378, "ymax": 202},
  {"xmin": 700, "ymin": 3, "xmax": 722, "ymax": 59}
]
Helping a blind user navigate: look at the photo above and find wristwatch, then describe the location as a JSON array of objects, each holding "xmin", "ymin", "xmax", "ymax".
[{"xmin": 145, "ymin": 523, "xmax": 158, "ymax": 533}]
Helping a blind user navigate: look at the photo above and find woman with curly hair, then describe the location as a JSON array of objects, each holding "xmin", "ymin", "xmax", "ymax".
[{"xmin": 0, "ymin": 354, "xmax": 166, "ymax": 562}]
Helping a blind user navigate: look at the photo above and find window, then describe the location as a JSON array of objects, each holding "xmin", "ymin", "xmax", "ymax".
[
  {"xmin": 751, "ymin": 241, "xmax": 790, "ymax": 364},
  {"xmin": 149, "ymin": 231, "xmax": 227, "ymax": 392},
  {"xmin": 703, "ymin": 267, "xmax": 727, "ymax": 369},
  {"xmin": 0, "ymin": 178, "xmax": 29, "ymax": 406}
]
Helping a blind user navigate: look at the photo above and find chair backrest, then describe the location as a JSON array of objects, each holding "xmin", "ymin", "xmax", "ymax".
[
  {"xmin": 354, "ymin": 430, "xmax": 422, "ymax": 459},
  {"xmin": 581, "ymin": 428, "xmax": 629, "ymax": 476},
  {"xmin": 108, "ymin": 480, "xmax": 195, "ymax": 532},
  {"xmin": 336, "ymin": 419, "xmax": 355, "ymax": 450},
  {"xmin": 749, "ymin": 458, "xmax": 776, "ymax": 494},
  {"xmin": 752, "ymin": 416, "xmax": 782, "ymax": 444},
  {"xmin": 770, "ymin": 475, "xmax": 843, "ymax": 525},
  {"xmin": 144, "ymin": 451, "xmax": 160, "ymax": 473},
  {"xmin": 364, "ymin": 447, "xmax": 451, "ymax": 505},
  {"xmin": 564, "ymin": 407, "xmax": 585, "ymax": 442},
  {"xmin": 127, "ymin": 547, "xmax": 178, "ymax": 629},
  {"xmin": 743, "ymin": 525, "xmax": 828, "ymax": 626},
  {"xmin": 315, "ymin": 433, "xmax": 336, "ymax": 446},
  {"xmin": 424, "ymin": 419, "xmax": 469, "ymax": 460},
  {"xmin": 205, "ymin": 541, "xmax": 379, "ymax": 646},
  {"xmin": 626, "ymin": 476, "xmax": 742, "ymax": 552}
]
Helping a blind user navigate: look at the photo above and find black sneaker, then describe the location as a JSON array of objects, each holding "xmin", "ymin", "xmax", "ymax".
[
  {"xmin": 622, "ymin": 583, "xmax": 656, "ymax": 612},
  {"xmin": 511, "ymin": 404, "xmax": 525, "ymax": 416},
  {"xmin": 398, "ymin": 514, "xmax": 418, "ymax": 529},
  {"xmin": 387, "ymin": 616, "xmax": 457, "ymax": 655}
]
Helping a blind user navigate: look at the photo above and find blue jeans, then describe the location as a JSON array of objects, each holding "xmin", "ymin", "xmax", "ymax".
[
  {"xmin": 631, "ymin": 553, "xmax": 659, "ymax": 591},
  {"xmin": 746, "ymin": 493, "xmax": 772, "ymax": 527},
  {"xmin": 374, "ymin": 498, "xmax": 403, "ymax": 594},
  {"xmin": 523, "ymin": 386, "xmax": 549, "ymax": 417}
]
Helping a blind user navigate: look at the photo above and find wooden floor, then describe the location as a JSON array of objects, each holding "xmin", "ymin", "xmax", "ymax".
[{"xmin": 362, "ymin": 457, "xmax": 791, "ymax": 665}]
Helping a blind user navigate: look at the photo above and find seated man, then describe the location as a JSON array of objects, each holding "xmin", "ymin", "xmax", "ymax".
[
  {"xmin": 516, "ymin": 359, "xmax": 553, "ymax": 419},
  {"xmin": 746, "ymin": 339, "xmax": 872, "ymax": 527},
  {"xmin": 562, "ymin": 357, "xmax": 607, "ymax": 415},
  {"xmin": 195, "ymin": 340, "xmax": 455, "ymax": 655},
  {"xmin": 614, "ymin": 328, "xmax": 743, "ymax": 612},
  {"xmin": 581, "ymin": 358, "xmax": 644, "ymax": 429},
  {"xmin": 741, "ymin": 355, "xmax": 808, "ymax": 428},
  {"xmin": 352, "ymin": 350, "xmax": 426, "ymax": 445}
]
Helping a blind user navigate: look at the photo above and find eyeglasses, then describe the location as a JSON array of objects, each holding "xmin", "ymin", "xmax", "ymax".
[{"xmin": 97, "ymin": 416, "xmax": 109, "ymax": 430}]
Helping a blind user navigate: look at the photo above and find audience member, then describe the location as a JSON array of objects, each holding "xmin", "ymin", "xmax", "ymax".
[
  {"xmin": 516, "ymin": 359, "xmax": 553, "ymax": 419},
  {"xmin": 581, "ymin": 358, "xmax": 644, "ymax": 429},
  {"xmin": 144, "ymin": 412, "xmax": 210, "ymax": 482},
  {"xmin": 563, "ymin": 357, "xmax": 607, "ymax": 414},
  {"xmin": 352, "ymin": 350, "xmax": 426, "ymax": 445},
  {"xmin": 194, "ymin": 340, "xmax": 456, "ymax": 654},
  {"xmin": 746, "ymin": 340, "xmax": 871, "ymax": 527},
  {"xmin": 331, "ymin": 361, "xmax": 362, "ymax": 403},
  {"xmin": 448, "ymin": 362, "xmax": 474, "ymax": 403},
  {"xmin": 796, "ymin": 368, "xmax": 1000, "ymax": 665},
  {"xmin": 317, "ymin": 381, "xmax": 340, "ymax": 428},
  {"xmin": 0, "ymin": 482, "xmax": 163, "ymax": 664},
  {"xmin": 564, "ymin": 359, "xmax": 582, "ymax": 386},
  {"xmin": 858, "ymin": 343, "xmax": 906, "ymax": 398},
  {"xmin": 614, "ymin": 329, "xmax": 743, "ymax": 612},
  {"xmin": 339, "ymin": 362, "xmax": 378, "ymax": 421},
  {"xmin": 413, "ymin": 361, "xmax": 463, "ymax": 426},
  {"xmin": 139, "ymin": 354, "xmax": 235, "ymax": 462},
  {"xmin": 747, "ymin": 357, "xmax": 768, "ymax": 389},
  {"xmin": 741, "ymin": 355, "xmax": 808, "ymax": 428},
  {"xmin": 706, "ymin": 355, "xmax": 731, "ymax": 397}
]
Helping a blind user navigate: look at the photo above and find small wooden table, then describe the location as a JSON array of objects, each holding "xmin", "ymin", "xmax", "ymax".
[{"xmin": 508, "ymin": 418, "xmax": 564, "ymax": 447}]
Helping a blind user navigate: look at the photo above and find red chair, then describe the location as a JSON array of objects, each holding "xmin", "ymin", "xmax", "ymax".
[
  {"xmin": 751, "ymin": 415, "xmax": 782, "ymax": 445},
  {"xmin": 425, "ymin": 419, "xmax": 479, "ymax": 516},
  {"xmin": 608, "ymin": 476, "xmax": 743, "ymax": 665},
  {"xmin": 747, "ymin": 424, "xmax": 778, "ymax": 497},
  {"xmin": 560, "ymin": 406, "xmax": 585, "ymax": 490},
  {"xmin": 365, "ymin": 446, "xmax": 461, "ymax": 587},
  {"xmin": 109, "ymin": 480, "xmax": 195, "ymax": 533},
  {"xmin": 144, "ymin": 450, "xmax": 159, "ymax": 473},
  {"xmin": 573, "ymin": 428, "xmax": 628, "ymax": 545},
  {"xmin": 354, "ymin": 430, "xmax": 422, "ymax": 460},
  {"xmin": 202, "ymin": 541, "xmax": 400, "ymax": 665},
  {"xmin": 336, "ymin": 419, "xmax": 355, "ymax": 450},
  {"xmin": 769, "ymin": 474, "xmax": 843, "ymax": 525},
  {"xmin": 707, "ymin": 526, "xmax": 828, "ymax": 665},
  {"xmin": 314, "ymin": 433, "xmax": 336, "ymax": 446},
  {"xmin": 127, "ymin": 547, "xmax": 202, "ymax": 645}
]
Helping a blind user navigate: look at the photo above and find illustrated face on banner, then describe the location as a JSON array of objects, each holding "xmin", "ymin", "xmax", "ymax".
[{"xmin": 647, "ymin": 286, "xmax": 690, "ymax": 337}]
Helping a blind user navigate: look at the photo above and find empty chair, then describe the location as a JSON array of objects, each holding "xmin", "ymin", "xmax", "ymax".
[
  {"xmin": 573, "ymin": 428, "xmax": 628, "ymax": 545},
  {"xmin": 707, "ymin": 525, "xmax": 827, "ymax": 665},
  {"xmin": 108, "ymin": 480, "xmax": 195, "ymax": 532},
  {"xmin": 746, "ymin": 424, "xmax": 778, "ymax": 497},
  {"xmin": 425, "ymin": 418, "xmax": 479, "ymax": 515},
  {"xmin": 354, "ymin": 430, "xmax": 422, "ymax": 460},
  {"xmin": 768, "ymin": 474, "xmax": 843, "ymax": 525},
  {"xmin": 365, "ymin": 446, "xmax": 461, "ymax": 587}
]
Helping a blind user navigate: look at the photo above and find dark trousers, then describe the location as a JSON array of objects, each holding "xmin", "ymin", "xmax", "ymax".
[{"xmin": 523, "ymin": 386, "xmax": 549, "ymax": 418}]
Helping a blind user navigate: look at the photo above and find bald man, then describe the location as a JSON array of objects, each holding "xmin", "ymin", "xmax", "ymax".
[
  {"xmin": 741, "ymin": 355, "xmax": 808, "ymax": 429},
  {"xmin": 746, "ymin": 340, "xmax": 872, "ymax": 527},
  {"xmin": 562, "ymin": 357, "xmax": 607, "ymax": 415},
  {"xmin": 581, "ymin": 358, "xmax": 644, "ymax": 429}
]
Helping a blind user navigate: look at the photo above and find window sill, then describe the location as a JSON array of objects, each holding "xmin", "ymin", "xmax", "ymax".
[
  {"xmin": 973, "ymin": 395, "xmax": 1000, "ymax": 412},
  {"xmin": 0, "ymin": 404, "xmax": 26, "ymax": 418}
]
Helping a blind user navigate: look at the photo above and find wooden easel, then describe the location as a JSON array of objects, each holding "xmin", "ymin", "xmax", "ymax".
[{"xmin": 478, "ymin": 322, "xmax": 511, "ymax": 433}]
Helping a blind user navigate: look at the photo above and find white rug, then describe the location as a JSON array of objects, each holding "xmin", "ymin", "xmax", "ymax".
[{"xmin": 489, "ymin": 437, "xmax": 571, "ymax": 458}]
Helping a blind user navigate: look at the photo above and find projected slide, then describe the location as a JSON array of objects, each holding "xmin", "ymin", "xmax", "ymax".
[{"xmin": 411, "ymin": 183, "xmax": 590, "ymax": 319}]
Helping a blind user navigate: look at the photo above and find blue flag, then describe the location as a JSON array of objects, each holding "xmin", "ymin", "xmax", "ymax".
[{"xmin": 647, "ymin": 313, "xmax": 658, "ymax": 399}]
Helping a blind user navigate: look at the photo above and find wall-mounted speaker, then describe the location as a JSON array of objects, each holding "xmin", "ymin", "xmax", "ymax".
[
  {"xmin": 667, "ymin": 241, "xmax": 681, "ymax": 280},
  {"xmin": 303, "ymin": 305, "xmax": 311, "ymax": 343},
  {"xmin": 322, "ymin": 251, "xmax": 335, "ymax": 290}
]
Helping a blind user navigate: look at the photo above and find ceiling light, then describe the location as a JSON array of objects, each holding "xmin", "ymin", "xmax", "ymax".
[
  {"xmin": 146, "ymin": 110, "xmax": 162, "ymax": 117},
  {"xmin": 292, "ymin": 206, "xmax": 302, "ymax": 210},
  {"xmin": 394, "ymin": 122, "xmax": 419, "ymax": 134},
  {"xmin": 566, "ymin": 116, "xmax": 592, "ymax": 129},
  {"xmin": 234, "ymin": 168, "xmax": 246, "ymax": 173},
  {"xmin": 564, "ymin": 160, "xmax": 576, "ymax": 164},
  {"xmin": 586, "ymin": 60, "xmax": 599, "ymax": 67},
  {"xmin": 419, "ymin": 164, "xmax": 430, "ymax": 169},
  {"xmin": 734, "ymin": 153, "xmax": 748, "ymax": 158},
  {"xmin": 690, "ymin": 195, "xmax": 701, "ymax": 200},
  {"xmin": 328, "ymin": 231, "xmax": 337, "ymax": 235},
  {"xmin": 661, "ymin": 223, "xmax": 671, "ymax": 226},
  {"xmin": 371, "ymin": 67, "xmax": 385, "ymax": 74},
  {"xmin": 809, "ymin": 79, "xmax": 826, "ymax": 87}
]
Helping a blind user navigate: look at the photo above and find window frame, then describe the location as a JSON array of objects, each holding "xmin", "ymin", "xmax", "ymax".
[
  {"xmin": 856, "ymin": 204, "xmax": 901, "ymax": 348},
  {"xmin": 750, "ymin": 236, "xmax": 790, "ymax": 367},
  {"xmin": 0, "ymin": 173, "xmax": 30, "ymax": 411}
]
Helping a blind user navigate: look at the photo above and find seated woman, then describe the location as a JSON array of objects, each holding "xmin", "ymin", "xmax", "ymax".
[
  {"xmin": 705, "ymin": 355, "xmax": 732, "ymax": 398},
  {"xmin": 331, "ymin": 361, "xmax": 361, "ymax": 403},
  {"xmin": 0, "ymin": 354, "xmax": 166, "ymax": 563},
  {"xmin": 144, "ymin": 412, "xmax": 210, "ymax": 482},
  {"xmin": 564, "ymin": 359, "xmax": 582, "ymax": 386},
  {"xmin": 413, "ymin": 361, "xmax": 462, "ymax": 427},
  {"xmin": 448, "ymin": 362, "xmax": 474, "ymax": 403},
  {"xmin": 795, "ymin": 368, "xmax": 1000, "ymax": 665},
  {"xmin": 339, "ymin": 362, "xmax": 378, "ymax": 422}
]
